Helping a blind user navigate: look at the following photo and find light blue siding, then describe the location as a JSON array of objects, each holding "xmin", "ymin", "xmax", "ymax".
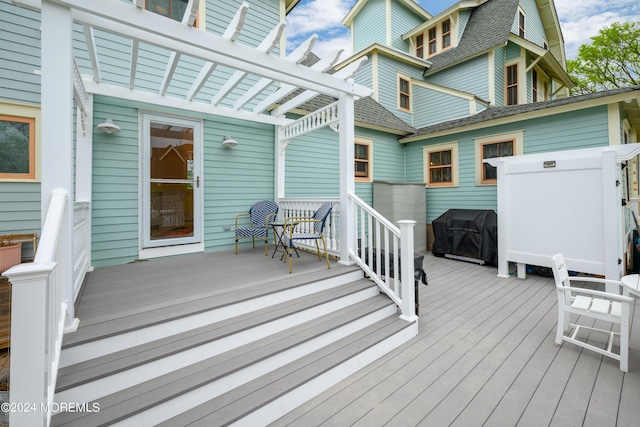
[
  {"xmin": 0, "ymin": 0, "xmax": 41, "ymax": 105},
  {"xmin": 516, "ymin": 0, "xmax": 546, "ymax": 47},
  {"xmin": 353, "ymin": 0, "xmax": 387, "ymax": 52},
  {"xmin": 505, "ymin": 42, "xmax": 521, "ymax": 61},
  {"xmin": 405, "ymin": 105, "xmax": 611, "ymax": 222},
  {"xmin": 426, "ymin": 54, "xmax": 490, "ymax": 101},
  {"xmin": 91, "ymin": 96, "xmax": 277, "ymax": 267},
  {"xmin": 0, "ymin": 182, "xmax": 41, "ymax": 260},
  {"xmin": 412, "ymin": 85, "xmax": 470, "ymax": 128},
  {"xmin": 285, "ymin": 126, "xmax": 405, "ymax": 205},
  {"xmin": 390, "ymin": 1, "xmax": 425, "ymax": 52},
  {"xmin": 354, "ymin": 58, "xmax": 373, "ymax": 90},
  {"xmin": 457, "ymin": 10, "xmax": 471, "ymax": 43},
  {"xmin": 494, "ymin": 46, "xmax": 506, "ymax": 106},
  {"xmin": 376, "ymin": 55, "xmax": 424, "ymax": 125}
]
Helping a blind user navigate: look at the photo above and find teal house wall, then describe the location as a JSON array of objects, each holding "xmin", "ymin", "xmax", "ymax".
[
  {"xmin": 405, "ymin": 105, "xmax": 611, "ymax": 222},
  {"xmin": 426, "ymin": 55, "xmax": 490, "ymax": 103},
  {"xmin": 352, "ymin": 0, "xmax": 387, "ymax": 52}
]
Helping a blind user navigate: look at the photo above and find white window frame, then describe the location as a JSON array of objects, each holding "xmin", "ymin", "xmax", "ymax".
[
  {"xmin": 423, "ymin": 141, "xmax": 459, "ymax": 187},
  {"xmin": 474, "ymin": 130, "xmax": 524, "ymax": 185},
  {"xmin": 355, "ymin": 136, "xmax": 374, "ymax": 182}
]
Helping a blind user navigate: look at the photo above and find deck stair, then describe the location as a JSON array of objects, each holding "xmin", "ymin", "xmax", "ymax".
[{"xmin": 52, "ymin": 267, "xmax": 418, "ymax": 426}]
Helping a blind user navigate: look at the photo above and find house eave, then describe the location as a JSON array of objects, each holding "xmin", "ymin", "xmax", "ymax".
[
  {"xmin": 336, "ymin": 42, "xmax": 432, "ymax": 71},
  {"xmin": 508, "ymin": 34, "xmax": 574, "ymax": 89}
]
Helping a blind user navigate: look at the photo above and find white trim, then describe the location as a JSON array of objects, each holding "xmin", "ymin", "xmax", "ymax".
[
  {"xmin": 138, "ymin": 242, "xmax": 205, "ymax": 260},
  {"xmin": 397, "ymin": 72, "xmax": 412, "ymax": 112},
  {"xmin": 355, "ymin": 136, "xmax": 374, "ymax": 182},
  {"xmin": 139, "ymin": 112, "xmax": 204, "ymax": 251},
  {"xmin": 488, "ymin": 49, "xmax": 495, "ymax": 105},
  {"xmin": 474, "ymin": 130, "xmax": 524, "ymax": 185},
  {"xmin": 608, "ymin": 103, "xmax": 622, "ymax": 145},
  {"xmin": 372, "ymin": 52, "xmax": 379, "ymax": 102},
  {"xmin": 423, "ymin": 141, "xmax": 459, "ymax": 187}
]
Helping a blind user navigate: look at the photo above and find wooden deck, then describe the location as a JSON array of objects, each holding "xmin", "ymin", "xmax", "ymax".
[
  {"xmin": 69, "ymin": 249, "xmax": 640, "ymax": 426},
  {"xmin": 274, "ymin": 255, "xmax": 640, "ymax": 427}
]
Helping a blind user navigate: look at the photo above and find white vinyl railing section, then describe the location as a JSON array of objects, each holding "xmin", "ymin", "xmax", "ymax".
[
  {"xmin": 73, "ymin": 201, "xmax": 91, "ymax": 301},
  {"xmin": 348, "ymin": 192, "xmax": 418, "ymax": 321},
  {"xmin": 278, "ymin": 198, "xmax": 340, "ymax": 256},
  {"xmin": 4, "ymin": 188, "xmax": 69, "ymax": 427}
]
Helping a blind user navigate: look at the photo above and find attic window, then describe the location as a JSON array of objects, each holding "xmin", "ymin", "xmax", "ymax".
[
  {"xmin": 442, "ymin": 19, "xmax": 451, "ymax": 49},
  {"xmin": 428, "ymin": 27, "xmax": 437, "ymax": 56},
  {"xmin": 145, "ymin": 0, "xmax": 198, "ymax": 25},
  {"xmin": 416, "ymin": 33, "xmax": 424, "ymax": 58},
  {"xmin": 518, "ymin": 10, "xmax": 525, "ymax": 38}
]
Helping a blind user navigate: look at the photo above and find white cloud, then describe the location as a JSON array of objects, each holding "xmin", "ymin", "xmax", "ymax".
[
  {"xmin": 286, "ymin": 0, "xmax": 352, "ymax": 36},
  {"xmin": 554, "ymin": 0, "xmax": 640, "ymax": 58},
  {"xmin": 286, "ymin": 0, "xmax": 354, "ymax": 59}
]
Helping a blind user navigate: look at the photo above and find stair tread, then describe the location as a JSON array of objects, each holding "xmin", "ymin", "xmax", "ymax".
[
  {"xmin": 162, "ymin": 316, "xmax": 415, "ymax": 426},
  {"xmin": 51, "ymin": 295, "xmax": 397, "ymax": 426},
  {"xmin": 57, "ymin": 278, "xmax": 377, "ymax": 391},
  {"xmin": 63, "ymin": 267, "xmax": 362, "ymax": 348}
]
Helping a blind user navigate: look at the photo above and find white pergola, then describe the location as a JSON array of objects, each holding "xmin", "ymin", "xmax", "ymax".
[{"xmin": 14, "ymin": 0, "xmax": 372, "ymax": 326}]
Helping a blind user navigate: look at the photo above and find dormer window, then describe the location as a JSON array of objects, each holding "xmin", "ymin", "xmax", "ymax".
[
  {"xmin": 416, "ymin": 33, "xmax": 424, "ymax": 58},
  {"xmin": 442, "ymin": 19, "xmax": 451, "ymax": 49},
  {"xmin": 428, "ymin": 27, "xmax": 437, "ymax": 56}
]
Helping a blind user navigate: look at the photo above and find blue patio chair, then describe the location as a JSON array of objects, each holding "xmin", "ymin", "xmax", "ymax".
[
  {"xmin": 282, "ymin": 202, "xmax": 332, "ymax": 273},
  {"xmin": 235, "ymin": 200, "xmax": 279, "ymax": 256}
]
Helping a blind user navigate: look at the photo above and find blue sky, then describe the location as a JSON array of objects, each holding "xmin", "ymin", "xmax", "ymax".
[{"xmin": 286, "ymin": 0, "xmax": 640, "ymax": 61}]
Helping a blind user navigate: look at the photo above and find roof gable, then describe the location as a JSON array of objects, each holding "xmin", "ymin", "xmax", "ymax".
[{"xmin": 343, "ymin": 0, "xmax": 431, "ymax": 27}]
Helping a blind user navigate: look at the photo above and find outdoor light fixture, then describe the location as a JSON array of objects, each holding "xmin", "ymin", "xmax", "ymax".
[
  {"xmin": 96, "ymin": 119, "xmax": 121, "ymax": 134},
  {"xmin": 222, "ymin": 136, "xmax": 238, "ymax": 147}
]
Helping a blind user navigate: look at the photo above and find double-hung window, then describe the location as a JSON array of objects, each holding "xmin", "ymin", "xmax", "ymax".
[
  {"xmin": 518, "ymin": 10, "xmax": 525, "ymax": 38},
  {"xmin": 481, "ymin": 140, "xmax": 514, "ymax": 183},
  {"xmin": 399, "ymin": 77, "xmax": 411, "ymax": 111},
  {"xmin": 442, "ymin": 19, "xmax": 451, "ymax": 49},
  {"xmin": 416, "ymin": 33, "xmax": 424, "ymax": 58},
  {"xmin": 355, "ymin": 139, "xmax": 373, "ymax": 182},
  {"xmin": 424, "ymin": 142, "xmax": 458, "ymax": 187},
  {"xmin": 474, "ymin": 131, "xmax": 523, "ymax": 185},
  {"xmin": 428, "ymin": 27, "xmax": 437, "ymax": 56},
  {"xmin": 506, "ymin": 64, "xmax": 518, "ymax": 105}
]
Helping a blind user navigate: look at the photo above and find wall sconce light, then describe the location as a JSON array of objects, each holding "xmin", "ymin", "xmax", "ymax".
[
  {"xmin": 222, "ymin": 136, "xmax": 238, "ymax": 147},
  {"xmin": 96, "ymin": 118, "xmax": 121, "ymax": 134}
]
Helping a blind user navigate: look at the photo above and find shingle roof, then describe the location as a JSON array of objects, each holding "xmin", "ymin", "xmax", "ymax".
[
  {"xmin": 406, "ymin": 85, "xmax": 640, "ymax": 138},
  {"xmin": 426, "ymin": 0, "xmax": 520, "ymax": 74},
  {"xmin": 280, "ymin": 53, "xmax": 415, "ymax": 134}
]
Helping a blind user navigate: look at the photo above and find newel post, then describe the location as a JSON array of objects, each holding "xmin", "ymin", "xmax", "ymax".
[{"xmin": 398, "ymin": 220, "xmax": 418, "ymax": 322}]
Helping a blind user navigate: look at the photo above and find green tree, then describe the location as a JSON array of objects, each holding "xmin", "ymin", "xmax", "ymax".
[{"xmin": 567, "ymin": 22, "xmax": 640, "ymax": 95}]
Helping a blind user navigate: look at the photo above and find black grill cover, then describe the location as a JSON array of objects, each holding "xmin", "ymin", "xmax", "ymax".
[{"xmin": 431, "ymin": 209, "xmax": 497, "ymax": 265}]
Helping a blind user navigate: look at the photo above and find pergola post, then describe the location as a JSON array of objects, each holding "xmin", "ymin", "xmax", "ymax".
[
  {"xmin": 41, "ymin": 0, "xmax": 76, "ymax": 327},
  {"xmin": 338, "ymin": 92, "xmax": 356, "ymax": 265}
]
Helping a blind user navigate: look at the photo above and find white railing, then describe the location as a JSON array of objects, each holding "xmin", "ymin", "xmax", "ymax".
[
  {"xmin": 5, "ymin": 188, "xmax": 69, "ymax": 427},
  {"xmin": 278, "ymin": 198, "xmax": 340, "ymax": 256},
  {"xmin": 73, "ymin": 201, "xmax": 91, "ymax": 301},
  {"xmin": 279, "ymin": 101, "xmax": 339, "ymax": 143},
  {"xmin": 348, "ymin": 192, "xmax": 417, "ymax": 321}
]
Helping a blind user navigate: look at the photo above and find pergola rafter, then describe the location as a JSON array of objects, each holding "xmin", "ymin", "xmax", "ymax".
[{"xmin": 14, "ymin": 0, "xmax": 369, "ymax": 126}]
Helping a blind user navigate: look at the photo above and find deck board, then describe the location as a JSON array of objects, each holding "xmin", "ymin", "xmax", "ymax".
[
  {"xmin": 69, "ymin": 251, "xmax": 640, "ymax": 426},
  {"xmin": 271, "ymin": 255, "xmax": 640, "ymax": 427}
]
